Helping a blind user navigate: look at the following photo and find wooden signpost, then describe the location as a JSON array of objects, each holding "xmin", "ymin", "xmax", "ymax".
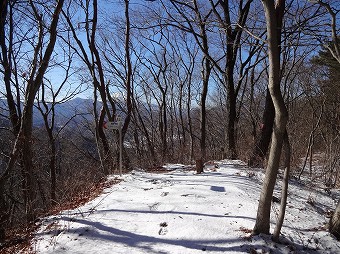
[{"xmin": 104, "ymin": 117, "xmax": 123, "ymax": 176}]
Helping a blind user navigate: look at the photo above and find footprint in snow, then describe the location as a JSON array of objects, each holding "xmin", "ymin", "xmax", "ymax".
[
  {"xmin": 159, "ymin": 222, "xmax": 168, "ymax": 235},
  {"xmin": 161, "ymin": 192, "xmax": 169, "ymax": 197},
  {"xmin": 149, "ymin": 202, "xmax": 160, "ymax": 211}
]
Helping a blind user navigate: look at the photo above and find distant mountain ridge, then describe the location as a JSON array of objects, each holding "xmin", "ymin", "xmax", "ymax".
[{"xmin": 0, "ymin": 97, "xmax": 94, "ymax": 128}]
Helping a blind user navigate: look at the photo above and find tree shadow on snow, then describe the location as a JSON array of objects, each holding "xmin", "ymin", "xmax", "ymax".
[
  {"xmin": 54, "ymin": 209, "xmax": 256, "ymax": 220},
  {"xmin": 53, "ymin": 216, "xmax": 286, "ymax": 254},
  {"xmin": 57, "ymin": 217, "xmax": 323, "ymax": 253}
]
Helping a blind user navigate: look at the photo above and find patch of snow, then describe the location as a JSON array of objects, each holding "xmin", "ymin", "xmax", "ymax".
[
  {"xmin": 163, "ymin": 163, "xmax": 193, "ymax": 171},
  {"xmin": 31, "ymin": 160, "xmax": 340, "ymax": 254}
]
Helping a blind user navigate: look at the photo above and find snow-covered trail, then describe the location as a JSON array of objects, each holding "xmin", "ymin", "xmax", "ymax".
[{"xmin": 32, "ymin": 160, "xmax": 340, "ymax": 254}]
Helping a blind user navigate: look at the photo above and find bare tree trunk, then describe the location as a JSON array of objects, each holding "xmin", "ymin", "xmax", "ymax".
[
  {"xmin": 329, "ymin": 202, "xmax": 340, "ymax": 239},
  {"xmin": 298, "ymin": 104, "xmax": 323, "ymax": 179},
  {"xmin": 0, "ymin": 184, "xmax": 7, "ymax": 242},
  {"xmin": 196, "ymin": 158, "xmax": 204, "ymax": 174},
  {"xmin": 196, "ymin": 1, "xmax": 212, "ymax": 168},
  {"xmin": 248, "ymin": 0, "xmax": 285, "ymax": 168},
  {"xmin": 4, "ymin": 0, "xmax": 64, "ymax": 223},
  {"xmin": 160, "ymin": 92, "xmax": 168, "ymax": 162},
  {"xmin": 0, "ymin": 0, "xmax": 16, "ymax": 241},
  {"xmin": 273, "ymin": 131, "xmax": 290, "ymax": 241},
  {"xmin": 90, "ymin": 0, "xmax": 115, "ymax": 173},
  {"xmin": 63, "ymin": 0, "xmax": 115, "ymax": 174},
  {"xmin": 209, "ymin": 0, "xmax": 254, "ymax": 160},
  {"xmin": 187, "ymin": 84, "xmax": 194, "ymax": 162},
  {"xmin": 121, "ymin": 0, "xmax": 133, "ymax": 171},
  {"xmin": 132, "ymin": 100, "xmax": 157, "ymax": 165},
  {"xmin": 249, "ymin": 89, "xmax": 275, "ymax": 167},
  {"xmin": 199, "ymin": 54, "xmax": 211, "ymax": 165},
  {"xmin": 0, "ymin": 1, "xmax": 20, "ymax": 135},
  {"xmin": 20, "ymin": 108, "xmax": 35, "ymax": 222},
  {"xmin": 39, "ymin": 104, "xmax": 57, "ymax": 203},
  {"xmin": 167, "ymin": 0, "xmax": 212, "ymax": 165},
  {"xmin": 253, "ymin": 0, "xmax": 288, "ymax": 235},
  {"xmin": 226, "ymin": 81, "xmax": 238, "ymax": 159}
]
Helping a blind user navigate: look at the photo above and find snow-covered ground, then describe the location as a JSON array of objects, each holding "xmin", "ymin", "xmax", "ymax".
[{"xmin": 31, "ymin": 160, "xmax": 340, "ymax": 253}]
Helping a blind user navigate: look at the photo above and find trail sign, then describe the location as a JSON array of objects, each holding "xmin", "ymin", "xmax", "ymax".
[
  {"xmin": 103, "ymin": 118, "xmax": 123, "ymax": 176},
  {"xmin": 105, "ymin": 121, "xmax": 121, "ymax": 130}
]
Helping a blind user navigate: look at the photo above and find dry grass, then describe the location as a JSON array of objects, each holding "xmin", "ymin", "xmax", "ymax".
[
  {"xmin": 239, "ymin": 226, "xmax": 253, "ymax": 234},
  {"xmin": 0, "ymin": 177, "xmax": 121, "ymax": 254},
  {"xmin": 50, "ymin": 177, "xmax": 121, "ymax": 214},
  {"xmin": 0, "ymin": 225, "xmax": 39, "ymax": 254}
]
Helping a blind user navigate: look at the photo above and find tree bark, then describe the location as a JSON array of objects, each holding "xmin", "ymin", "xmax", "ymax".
[
  {"xmin": 0, "ymin": 0, "xmax": 20, "ymax": 135},
  {"xmin": 273, "ymin": 130, "xmax": 290, "ymax": 241},
  {"xmin": 63, "ymin": 0, "xmax": 114, "ymax": 173},
  {"xmin": 3, "ymin": 0, "xmax": 65, "ymax": 223},
  {"xmin": 0, "ymin": 0, "xmax": 13, "ymax": 242},
  {"xmin": 298, "ymin": 104, "xmax": 323, "ymax": 179},
  {"xmin": 253, "ymin": 0, "xmax": 288, "ymax": 235},
  {"xmin": 249, "ymin": 89, "xmax": 275, "ymax": 167},
  {"xmin": 248, "ymin": 0, "xmax": 285, "ymax": 167},
  {"xmin": 209, "ymin": 0, "xmax": 254, "ymax": 160},
  {"xmin": 194, "ymin": 0, "xmax": 211, "ymax": 165},
  {"xmin": 200, "ymin": 53, "xmax": 211, "ymax": 163},
  {"xmin": 226, "ymin": 74, "xmax": 238, "ymax": 159},
  {"xmin": 329, "ymin": 202, "xmax": 340, "ymax": 239}
]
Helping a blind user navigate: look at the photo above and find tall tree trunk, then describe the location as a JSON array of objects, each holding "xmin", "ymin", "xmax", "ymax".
[
  {"xmin": 225, "ymin": 25, "xmax": 238, "ymax": 160},
  {"xmin": 248, "ymin": 0, "xmax": 285, "ymax": 168},
  {"xmin": 196, "ymin": 0, "xmax": 211, "ymax": 172},
  {"xmin": 0, "ymin": 1, "xmax": 20, "ymax": 134},
  {"xmin": 226, "ymin": 92, "xmax": 238, "ymax": 159},
  {"xmin": 209, "ymin": 0, "xmax": 253, "ymax": 160},
  {"xmin": 187, "ymin": 83, "xmax": 194, "ymax": 162},
  {"xmin": 225, "ymin": 58, "xmax": 237, "ymax": 159},
  {"xmin": 50, "ymin": 138, "xmax": 57, "ymax": 203},
  {"xmin": 20, "ymin": 106, "xmax": 35, "ymax": 222},
  {"xmin": 168, "ymin": 0, "xmax": 212, "ymax": 167},
  {"xmin": 97, "ymin": 107, "xmax": 111, "ymax": 175},
  {"xmin": 0, "ymin": 0, "xmax": 14, "ymax": 241},
  {"xmin": 3, "ymin": 0, "xmax": 65, "ymax": 223},
  {"xmin": 133, "ymin": 100, "xmax": 157, "ymax": 165},
  {"xmin": 199, "ymin": 54, "xmax": 210, "ymax": 166},
  {"xmin": 253, "ymin": 0, "xmax": 288, "ymax": 235},
  {"xmin": 0, "ymin": 184, "xmax": 7, "ymax": 242},
  {"xmin": 121, "ymin": 0, "xmax": 133, "ymax": 171},
  {"xmin": 249, "ymin": 89, "xmax": 275, "ymax": 167}
]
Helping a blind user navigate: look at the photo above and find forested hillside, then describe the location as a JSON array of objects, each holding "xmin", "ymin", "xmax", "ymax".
[{"xmin": 0, "ymin": 0, "xmax": 339, "ymax": 252}]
